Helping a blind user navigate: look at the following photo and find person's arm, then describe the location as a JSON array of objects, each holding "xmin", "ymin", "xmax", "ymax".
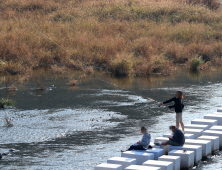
[{"xmin": 163, "ymin": 97, "xmax": 175, "ymax": 104}]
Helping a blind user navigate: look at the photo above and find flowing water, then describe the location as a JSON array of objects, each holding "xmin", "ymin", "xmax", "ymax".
[{"xmin": 0, "ymin": 68, "xmax": 222, "ymax": 170}]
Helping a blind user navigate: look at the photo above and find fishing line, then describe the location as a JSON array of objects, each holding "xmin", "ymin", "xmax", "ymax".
[{"xmin": 0, "ymin": 8, "xmax": 160, "ymax": 105}]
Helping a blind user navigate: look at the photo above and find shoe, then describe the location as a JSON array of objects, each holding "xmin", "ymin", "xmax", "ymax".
[{"xmin": 154, "ymin": 142, "xmax": 161, "ymax": 146}]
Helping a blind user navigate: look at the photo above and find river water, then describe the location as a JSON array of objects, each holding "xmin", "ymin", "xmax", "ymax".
[{"xmin": 0, "ymin": 68, "xmax": 222, "ymax": 169}]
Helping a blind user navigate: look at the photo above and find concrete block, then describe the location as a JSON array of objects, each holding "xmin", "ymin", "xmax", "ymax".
[
  {"xmin": 125, "ymin": 165, "xmax": 161, "ymax": 170},
  {"xmin": 142, "ymin": 160, "xmax": 173, "ymax": 170},
  {"xmin": 168, "ymin": 145, "xmax": 202, "ymax": 163},
  {"xmin": 184, "ymin": 128, "xmax": 203, "ymax": 139},
  {"xmin": 217, "ymin": 108, "xmax": 222, "ymax": 112},
  {"xmin": 95, "ymin": 163, "xmax": 122, "ymax": 170},
  {"xmin": 158, "ymin": 155, "xmax": 180, "ymax": 170},
  {"xmin": 163, "ymin": 133, "xmax": 174, "ymax": 138},
  {"xmin": 107, "ymin": 157, "xmax": 136, "ymax": 170},
  {"xmin": 202, "ymin": 130, "xmax": 222, "ymax": 147},
  {"xmin": 204, "ymin": 114, "xmax": 222, "ymax": 125},
  {"xmin": 121, "ymin": 151, "xmax": 154, "ymax": 165},
  {"xmin": 184, "ymin": 133, "xmax": 195, "ymax": 139},
  {"xmin": 168, "ymin": 150, "xmax": 194, "ymax": 169},
  {"xmin": 163, "ymin": 133, "xmax": 194, "ymax": 139},
  {"xmin": 191, "ymin": 119, "xmax": 217, "ymax": 128},
  {"xmin": 213, "ymin": 112, "xmax": 222, "ymax": 115},
  {"xmin": 151, "ymin": 142, "xmax": 168, "ymax": 155},
  {"xmin": 154, "ymin": 137, "xmax": 169, "ymax": 143},
  {"xmin": 197, "ymin": 136, "xmax": 219, "ymax": 152},
  {"xmin": 185, "ymin": 139, "xmax": 211, "ymax": 157},
  {"xmin": 184, "ymin": 124, "xmax": 209, "ymax": 130},
  {"xmin": 210, "ymin": 125, "xmax": 222, "ymax": 131},
  {"xmin": 145, "ymin": 148, "xmax": 164, "ymax": 160}
]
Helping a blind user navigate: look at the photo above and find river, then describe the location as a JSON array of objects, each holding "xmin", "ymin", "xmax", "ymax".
[{"xmin": 0, "ymin": 67, "xmax": 222, "ymax": 169}]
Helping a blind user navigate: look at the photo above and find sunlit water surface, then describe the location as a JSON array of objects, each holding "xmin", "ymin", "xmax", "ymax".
[{"xmin": 0, "ymin": 68, "xmax": 222, "ymax": 169}]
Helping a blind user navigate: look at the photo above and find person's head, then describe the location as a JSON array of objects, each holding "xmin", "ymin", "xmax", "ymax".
[
  {"xmin": 141, "ymin": 127, "xmax": 147, "ymax": 134},
  {"xmin": 169, "ymin": 125, "xmax": 177, "ymax": 133},
  {"xmin": 175, "ymin": 91, "xmax": 183, "ymax": 99}
]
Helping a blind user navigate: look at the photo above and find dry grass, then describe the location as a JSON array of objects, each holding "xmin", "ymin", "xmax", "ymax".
[
  {"xmin": 51, "ymin": 65, "xmax": 65, "ymax": 74},
  {"xmin": 84, "ymin": 66, "xmax": 94, "ymax": 75},
  {"xmin": 8, "ymin": 84, "xmax": 17, "ymax": 91},
  {"xmin": 0, "ymin": 0, "xmax": 222, "ymax": 76},
  {"xmin": 67, "ymin": 79, "xmax": 78, "ymax": 86}
]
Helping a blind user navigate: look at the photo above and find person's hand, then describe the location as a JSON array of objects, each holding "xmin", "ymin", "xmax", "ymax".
[
  {"xmin": 168, "ymin": 137, "xmax": 172, "ymax": 139},
  {"xmin": 167, "ymin": 106, "xmax": 169, "ymax": 108},
  {"xmin": 137, "ymin": 141, "xmax": 141, "ymax": 144},
  {"xmin": 159, "ymin": 102, "xmax": 163, "ymax": 105}
]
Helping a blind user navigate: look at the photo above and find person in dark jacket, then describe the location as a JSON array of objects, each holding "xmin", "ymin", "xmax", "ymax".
[
  {"xmin": 121, "ymin": 127, "xmax": 151, "ymax": 152},
  {"xmin": 159, "ymin": 91, "xmax": 184, "ymax": 131},
  {"xmin": 162, "ymin": 125, "xmax": 185, "ymax": 146}
]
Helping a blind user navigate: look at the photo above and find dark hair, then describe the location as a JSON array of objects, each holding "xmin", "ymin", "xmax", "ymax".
[
  {"xmin": 169, "ymin": 125, "xmax": 176, "ymax": 130},
  {"xmin": 177, "ymin": 91, "xmax": 183, "ymax": 99},
  {"xmin": 141, "ymin": 127, "xmax": 147, "ymax": 131}
]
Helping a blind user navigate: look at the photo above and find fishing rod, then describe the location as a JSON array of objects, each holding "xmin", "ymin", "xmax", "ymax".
[{"xmin": 0, "ymin": 8, "xmax": 161, "ymax": 106}]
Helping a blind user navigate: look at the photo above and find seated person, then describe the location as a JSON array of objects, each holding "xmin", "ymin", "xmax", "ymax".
[
  {"xmin": 121, "ymin": 127, "xmax": 151, "ymax": 152},
  {"xmin": 161, "ymin": 125, "xmax": 185, "ymax": 146}
]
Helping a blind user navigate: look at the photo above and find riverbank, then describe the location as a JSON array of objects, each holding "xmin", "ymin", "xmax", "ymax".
[{"xmin": 1, "ymin": 0, "xmax": 222, "ymax": 76}]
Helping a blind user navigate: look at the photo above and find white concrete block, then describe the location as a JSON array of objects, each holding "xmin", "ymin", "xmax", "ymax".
[
  {"xmin": 191, "ymin": 119, "xmax": 217, "ymax": 128},
  {"xmin": 163, "ymin": 133, "xmax": 194, "ymax": 139},
  {"xmin": 213, "ymin": 111, "xmax": 222, "ymax": 115},
  {"xmin": 184, "ymin": 128, "xmax": 203, "ymax": 139},
  {"xmin": 210, "ymin": 125, "xmax": 222, "ymax": 131},
  {"xmin": 202, "ymin": 130, "xmax": 222, "ymax": 147},
  {"xmin": 184, "ymin": 133, "xmax": 195, "ymax": 139},
  {"xmin": 158, "ymin": 155, "xmax": 180, "ymax": 170},
  {"xmin": 163, "ymin": 133, "xmax": 173, "ymax": 138},
  {"xmin": 197, "ymin": 136, "xmax": 219, "ymax": 152},
  {"xmin": 185, "ymin": 139, "xmax": 211, "ymax": 157},
  {"xmin": 154, "ymin": 137, "xmax": 169, "ymax": 143},
  {"xmin": 184, "ymin": 124, "xmax": 209, "ymax": 130},
  {"xmin": 107, "ymin": 157, "xmax": 136, "ymax": 170},
  {"xmin": 142, "ymin": 160, "xmax": 173, "ymax": 170},
  {"xmin": 168, "ymin": 150, "xmax": 194, "ymax": 169},
  {"xmin": 151, "ymin": 142, "xmax": 168, "ymax": 155},
  {"xmin": 125, "ymin": 165, "xmax": 161, "ymax": 170},
  {"xmin": 168, "ymin": 145, "xmax": 202, "ymax": 163},
  {"xmin": 217, "ymin": 108, "xmax": 222, "ymax": 112},
  {"xmin": 95, "ymin": 163, "xmax": 122, "ymax": 170},
  {"xmin": 145, "ymin": 148, "xmax": 164, "ymax": 160},
  {"xmin": 204, "ymin": 114, "xmax": 222, "ymax": 125},
  {"xmin": 121, "ymin": 151, "xmax": 154, "ymax": 165}
]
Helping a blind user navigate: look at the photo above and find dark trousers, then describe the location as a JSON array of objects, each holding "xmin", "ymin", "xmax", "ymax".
[{"xmin": 127, "ymin": 145, "xmax": 145, "ymax": 151}]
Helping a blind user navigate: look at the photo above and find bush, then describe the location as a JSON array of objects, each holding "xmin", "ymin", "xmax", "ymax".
[
  {"xmin": 189, "ymin": 56, "xmax": 205, "ymax": 70},
  {"xmin": 67, "ymin": 79, "xmax": 78, "ymax": 86},
  {"xmin": 0, "ymin": 98, "xmax": 15, "ymax": 108},
  {"xmin": 109, "ymin": 53, "xmax": 133, "ymax": 76}
]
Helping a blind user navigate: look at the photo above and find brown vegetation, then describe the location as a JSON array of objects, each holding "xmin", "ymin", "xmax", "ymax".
[
  {"xmin": 0, "ymin": 0, "xmax": 222, "ymax": 76},
  {"xmin": 67, "ymin": 79, "xmax": 78, "ymax": 86}
]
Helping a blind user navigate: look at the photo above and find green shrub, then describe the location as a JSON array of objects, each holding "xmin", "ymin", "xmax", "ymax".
[
  {"xmin": 0, "ymin": 98, "xmax": 15, "ymax": 108},
  {"xmin": 189, "ymin": 56, "xmax": 204, "ymax": 70}
]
